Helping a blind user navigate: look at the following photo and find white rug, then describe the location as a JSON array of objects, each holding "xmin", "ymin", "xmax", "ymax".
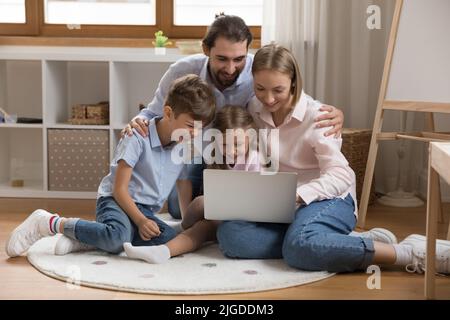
[{"xmin": 27, "ymin": 215, "xmax": 335, "ymax": 295}]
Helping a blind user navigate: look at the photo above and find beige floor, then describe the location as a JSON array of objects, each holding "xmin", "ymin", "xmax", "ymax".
[{"xmin": 1, "ymin": 198, "xmax": 450, "ymax": 300}]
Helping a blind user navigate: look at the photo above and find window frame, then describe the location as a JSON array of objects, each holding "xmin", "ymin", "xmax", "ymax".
[
  {"xmin": 38, "ymin": 0, "xmax": 162, "ymax": 38},
  {"xmin": 0, "ymin": 0, "xmax": 261, "ymax": 41},
  {"xmin": 164, "ymin": 0, "xmax": 261, "ymax": 39},
  {"xmin": 0, "ymin": 0, "xmax": 39, "ymax": 36}
]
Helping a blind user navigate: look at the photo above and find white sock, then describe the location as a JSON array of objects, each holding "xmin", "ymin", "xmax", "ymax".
[
  {"xmin": 49, "ymin": 216, "xmax": 65, "ymax": 234},
  {"xmin": 123, "ymin": 243, "xmax": 171, "ymax": 264},
  {"xmin": 54, "ymin": 235, "xmax": 94, "ymax": 255},
  {"xmin": 393, "ymin": 244, "xmax": 413, "ymax": 265},
  {"xmin": 172, "ymin": 222, "xmax": 184, "ymax": 234}
]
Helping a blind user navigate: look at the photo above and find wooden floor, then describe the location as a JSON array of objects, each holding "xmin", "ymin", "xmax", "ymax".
[{"xmin": 1, "ymin": 198, "xmax": 450, "ymax": 300}]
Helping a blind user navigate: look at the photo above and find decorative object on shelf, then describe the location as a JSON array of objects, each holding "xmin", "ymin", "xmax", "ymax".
[
  {"xmin": 152, "ymin": 30, "xmax": 172, "ymax": 55},
  {"xmin": 176, "ymin": 40, "xmax": 203, "ymax": 55},
  {"xmin": 0, "ymin": 107, "xmax": 17, "ymax": 123},
  {"xmin": 341, "ymin": 128, "xmax": 376, "ymax": 205},
  {"xmin": 17, "ymin": 117, "xmax": 43, "ymax": 124},
  {"xmin": 11, "ymin": 180, "xmax": 24, "ymax": 187},
  {"xmin": 10, "ymin": 158, "xmax": 25, "ymax": 188},
  {"xmin": 69, "ymin": 101, "xmax": 109, "ymax": 125},
  {"xmin": 48, "ymin": 129, "xmax": 109, "ymax": 192}
]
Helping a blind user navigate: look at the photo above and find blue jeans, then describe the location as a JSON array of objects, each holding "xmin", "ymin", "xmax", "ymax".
[
  {"xmin": 63, "ymin": 196, "xmax": 177, "ymax": 254},
  {"xmin": 167, "ymin": 162, "xmax": 205, "ymax": 219},
  {"xmin": 217, "ymin": 195, "xmax": 375, "ymax": 273}
]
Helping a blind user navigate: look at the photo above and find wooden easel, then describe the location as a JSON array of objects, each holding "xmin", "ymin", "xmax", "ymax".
[{"xmin": 357, "ymin": 0, "xmax": 450, "ymax": 229}]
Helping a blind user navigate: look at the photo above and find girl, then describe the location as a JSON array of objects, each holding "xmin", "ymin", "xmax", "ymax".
[
  {"xmin": 216, "ymin": 44, "xmax": 450, "ymax": 275},
  {"xmin": 123, "ymin": 105, "xmax": 261, "ymax": 263}
]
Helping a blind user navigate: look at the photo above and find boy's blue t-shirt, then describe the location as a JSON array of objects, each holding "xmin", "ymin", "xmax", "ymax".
[{"xmin": 98, "ymin": 117, "xmax": 188, "ymax": 212}]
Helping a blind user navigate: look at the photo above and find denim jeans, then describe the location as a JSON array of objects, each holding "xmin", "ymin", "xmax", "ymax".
[
  {"xmin": 217, "ymin": 195, "xmax": 375, "ymax": 273},
  {"xmin": 63, "ymin": 196, "xmax": 177, "ymax": 254},
  {"xmin": 167, "ymin": 161, "xmax": 205, "ymax": 219}
]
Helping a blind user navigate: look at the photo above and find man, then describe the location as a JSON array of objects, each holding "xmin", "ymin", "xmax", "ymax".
[{"xmin": 123, "ymin": 15, "xmax": 344, "ymax": 219}]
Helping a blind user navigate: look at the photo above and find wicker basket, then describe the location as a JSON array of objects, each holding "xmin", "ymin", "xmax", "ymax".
[
  {"xmin": 69, "ymin": 102, "xmax": 109, "ymax": 125},
  {"xmin": 342, "ymin": 128, "xmax": 376, "ymax": 205}
]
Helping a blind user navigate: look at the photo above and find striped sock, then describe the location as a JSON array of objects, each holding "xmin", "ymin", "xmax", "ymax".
[{"xmin": 49, "ymin": 215, "xmax": 64, "ymax": 234}]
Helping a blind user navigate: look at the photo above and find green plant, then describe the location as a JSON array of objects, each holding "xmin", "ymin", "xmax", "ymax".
[{"xmin": 153, "ymin": 30, "xmax": 172, "ymax": 47}]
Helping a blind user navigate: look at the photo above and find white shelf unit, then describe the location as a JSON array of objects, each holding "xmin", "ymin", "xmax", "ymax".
[{"xmin": 0, "ymin": 46, "xmax": 184, "ymax": 198}]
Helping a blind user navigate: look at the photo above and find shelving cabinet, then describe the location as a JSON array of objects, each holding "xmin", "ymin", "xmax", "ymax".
[{"xmin": 0, "ymin": 46, "xmax": 185, "ymax": 198}]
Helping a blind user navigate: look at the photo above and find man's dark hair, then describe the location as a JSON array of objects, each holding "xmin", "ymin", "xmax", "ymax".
[{"xmin": 202, "ymin": 15, "xmax": 253, "ymax": 49}]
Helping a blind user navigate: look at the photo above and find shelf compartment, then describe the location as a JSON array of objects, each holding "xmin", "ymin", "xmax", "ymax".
[
  {"xmin": 0, "ymin": 60, "xmax": 43, "ymax": 123},
  {"xmin": 0, "ymin": 127, "xmax": 44, "ymax": 193},
  {"xmin": 44, "ymin": 60, "xmax": 109, "ymax": 126},
  {"xmin": 110, "ymin": 61, "xmax": 171, "ymax": 127}
]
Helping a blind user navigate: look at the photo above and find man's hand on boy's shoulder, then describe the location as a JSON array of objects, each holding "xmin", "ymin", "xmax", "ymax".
[
  {"xmin": 121, "ymin": 117, "xmax": 150, "ymax": 138},
  {"xmin": 314, "ymin": 105, "xmax": 344, "ymax": 138},
  {"xmin": 137, "ymin": 217, "xmax": 161, "ymax": 241}
]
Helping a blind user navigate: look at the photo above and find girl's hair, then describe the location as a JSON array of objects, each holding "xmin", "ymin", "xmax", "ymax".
[
  {"xmin": 212, "ymin": 105, "xmax": 257, "ymax": 133},
  {"xmin": 252, "ymin": 43, "xmax": 303, "ymax": 107},
  {"xmin": 208, "ymin": 105, "xmax": 257, "ymax": 170}
]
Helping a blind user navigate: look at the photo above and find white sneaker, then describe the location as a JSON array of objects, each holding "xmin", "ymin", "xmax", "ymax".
[
  {"xmin": 400, "ymin": 234, "xmax": 450, "ymax": 275},
  {"xmin": 5, "ymin": 209, "xmax": 57, "ymax": 257},
  {"xmin": 350, "ymin": 228, "xmax": 398, "ymax": 244},
  {"xmin": 54, "ymin": 235, "xmax": 95, "ymax": 255}
]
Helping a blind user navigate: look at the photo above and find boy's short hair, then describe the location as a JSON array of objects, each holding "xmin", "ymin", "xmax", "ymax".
[{"xmin": 165, "ymin": 74, "xmax": 216, "ymax": 125}]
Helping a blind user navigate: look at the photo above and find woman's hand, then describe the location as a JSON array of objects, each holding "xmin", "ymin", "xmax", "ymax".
[
  {"xmin": 314, "ymin": 105, "xmax": 344, "ymax": 138},
  {"xmin": 121, "ymin": 117, "xmax": 149, "ymax": 138},
  {"xmin": 137, "ymin": 218, "xmax": 161, "ymax": 241}
]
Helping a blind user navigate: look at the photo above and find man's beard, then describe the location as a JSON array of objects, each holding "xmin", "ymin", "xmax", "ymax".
[{"xmin": 216, "ymin": 70, "xmax": 240, "ymax": 87}]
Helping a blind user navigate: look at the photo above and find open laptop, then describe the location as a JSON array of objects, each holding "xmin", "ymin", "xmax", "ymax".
[{"xmin": 203, "ymin": 169, "xmax": 298, "ymax": 224}]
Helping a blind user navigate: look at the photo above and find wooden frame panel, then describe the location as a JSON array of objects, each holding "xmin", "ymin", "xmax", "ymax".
[
  {"xmin": 1, "ymin": 0, "xmax": 261, "ymax": 41},
  {"xmin": 0, "ymin": 0, "xmax": 39, "ymax": 36},
  {"xmin": 38, "ymin": 0, "xmax": 161, "ymax": 38}
]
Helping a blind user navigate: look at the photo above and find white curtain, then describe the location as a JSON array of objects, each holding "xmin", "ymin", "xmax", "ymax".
[{"xmin": 261, "ymin": 0, "xmax": 431, "ymax": 196}]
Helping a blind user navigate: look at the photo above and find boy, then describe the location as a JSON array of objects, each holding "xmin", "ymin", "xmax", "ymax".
[{"xmin": 5, "ymin": 74, "xmax": 216, "ymax": 257}]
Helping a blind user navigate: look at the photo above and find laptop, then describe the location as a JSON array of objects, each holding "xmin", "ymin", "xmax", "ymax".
[{"xmin": 203, "ymin": 169, "xmax": 298, "ymax": 224}]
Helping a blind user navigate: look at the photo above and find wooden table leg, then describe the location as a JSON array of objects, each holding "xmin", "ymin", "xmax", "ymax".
[
  {"xmin": 447, "ymin": 221, "xmax": 450, "ymax": 241},
  {"xmin": 425, "ymin": 154, "xmax": 440, "ymax": 299}
]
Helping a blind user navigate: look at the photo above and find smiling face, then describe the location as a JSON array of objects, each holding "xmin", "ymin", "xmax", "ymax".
[
  {"xmin": 253, "ymin": 69, "xmax": 293, "ymax": 114},
  {"xmin": 203, "ymin": 37, "xmax": 248, "ymax": 89},
  {"xmin": 162, "ymin": 106, "xmax": 199, "ymax": 143},
  {"xmin": 171, "ymin": 112, "xmax": 198, "ymax": 140},
  {"xmin": 222, "ymin": 128, "xmax": 251, "ymax": 165}
]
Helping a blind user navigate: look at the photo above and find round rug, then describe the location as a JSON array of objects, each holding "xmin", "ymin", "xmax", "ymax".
[{"xmin": 27, "ymin": 216, "xmax": 335, "ymax": 295}]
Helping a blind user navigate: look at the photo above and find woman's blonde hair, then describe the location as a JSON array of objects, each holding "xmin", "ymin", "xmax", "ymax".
[
  {"xmin": 252, "ymin": 43, "xmax": 303, "ymax": 107},
  {"xmin": 208, "ymin": 105, "xmax": 257, "ymax": 170}
]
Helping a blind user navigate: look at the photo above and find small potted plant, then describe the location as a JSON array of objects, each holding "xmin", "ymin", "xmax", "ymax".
[{"xmin": 153, "ymin": 30, "xmax": 171, "ymax": 55}]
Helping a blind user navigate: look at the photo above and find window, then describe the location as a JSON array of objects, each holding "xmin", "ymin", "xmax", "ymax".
[
  {"xmin": 0, "ymin": 0, "xmax": 262, "ymax": 42},
  {"xmin": 173, "ymin": 0, "xmax": 263, "ymax": 26},
  {"xmin": 0, "ymin": 0, "xmax": 26, "ymax": 23},
  {"xmin": 0, "ymin": 0, "xmax": 38, "ymax": 36},
  {"xmin": 44, "ymin": 0, "xmax": 156, "ymax": 26}
]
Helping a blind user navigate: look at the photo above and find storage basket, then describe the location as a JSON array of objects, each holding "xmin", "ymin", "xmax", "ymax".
[
  {"xmin": 342, "ymin": 128, "xmax": 376, "ymax": 205},
  {"xmin": 48, "ymin": 129, "xmax": 109, "ymax": 191},
  {"xmin": 69, "ymin": 102, "xmax": 109, "ymax": 125}
]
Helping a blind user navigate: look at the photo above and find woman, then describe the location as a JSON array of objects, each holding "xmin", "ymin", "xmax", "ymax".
[{"xmin": 216, "ymin": 44, "xmax": 450, "ymax": 274}]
